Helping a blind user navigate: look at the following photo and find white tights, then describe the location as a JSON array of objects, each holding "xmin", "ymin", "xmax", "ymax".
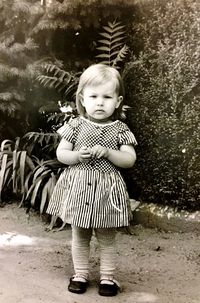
[{"xmin": 71, "ymin": 226, "xmax": 117, "ymax": 281}]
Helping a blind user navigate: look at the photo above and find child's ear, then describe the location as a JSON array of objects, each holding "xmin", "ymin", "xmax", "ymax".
[
  {"xmin": 116, "ymin": 96, "xmax": 123, "ymax": 108},
  {"xmin": 79, "ymin": 94, "xmax": 85, "ymax": 107}
]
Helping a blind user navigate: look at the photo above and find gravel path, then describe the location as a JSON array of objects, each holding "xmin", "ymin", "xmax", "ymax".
[{"xmin": 0, "ymin": 203, "xmax": 200, "ymax": 303}]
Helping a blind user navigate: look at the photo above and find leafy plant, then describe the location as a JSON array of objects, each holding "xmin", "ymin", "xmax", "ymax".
[
  {"xmin": 37, "ymin": 64, "xmax": 80, "ymax": 99},
  {"xmin": 96, "ymin": 20, "xmax": 129, "ymax": 68},
  {"xmin": 125, "ymin": 0, "xmax": 200, "ymax": 210},
  {"xmin": 36, "ymin": 63, "xmax": 79, "ymax": 128},
  {"xmin": 0, "ymin": 138, "xmax": 35, "ymax": 203},
  {"xmin": 20, "ymin": 158, "xmax": 64, "ymax": 214},
  {"xmin": 23, "ymin": 132, "xmax": 60, "ymax": 156},
  {"xmin": 35, "ymin": 0, "xmax": 135, "ymax": 34},
  {"xmin": 0, "ymin": 0, "xmax": 43, "ymax": 139},
  {"xmin": 0, "ymin": 137, "xmax": 65, "ymax": 213}
]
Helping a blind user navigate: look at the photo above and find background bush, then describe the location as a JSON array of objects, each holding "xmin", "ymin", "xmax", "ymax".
[
  {"xmin": 124, "ymin": 0, "xmax": 200, "ymax": 210},
  {"xmin": 0, "ymin": 0, "xmax": 136, "ymax": 139}
]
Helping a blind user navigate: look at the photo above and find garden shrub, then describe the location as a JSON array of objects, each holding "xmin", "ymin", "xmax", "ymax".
[{"xmin": 124, "ymin": 0, "xmax": 200, "ymax": 210}]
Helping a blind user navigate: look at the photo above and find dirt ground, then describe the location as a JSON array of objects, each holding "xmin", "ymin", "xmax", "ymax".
[{"xmin": 0, "ymin": 203, "xmax": 200, "ymax": 303}]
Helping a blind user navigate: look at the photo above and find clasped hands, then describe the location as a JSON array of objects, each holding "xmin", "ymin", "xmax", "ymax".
[{"xmin": 78, "ymin": 145, "xmax": 109, "ymax": 163}]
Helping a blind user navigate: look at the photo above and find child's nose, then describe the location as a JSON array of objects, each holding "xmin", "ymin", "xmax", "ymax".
[{"xmin": 97, "ymin": 97, "xmax": 104, "ymax": 105}]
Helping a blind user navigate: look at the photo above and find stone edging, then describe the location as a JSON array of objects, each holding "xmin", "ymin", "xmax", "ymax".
[{"xmin": 130, "ymin": 200, "xmax": 200, "ymax": 232}]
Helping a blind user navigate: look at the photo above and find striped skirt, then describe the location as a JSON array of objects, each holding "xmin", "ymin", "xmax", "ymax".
[{"xmin": 46, "ymin": 167, "xmax": 131, "ymax": 228}]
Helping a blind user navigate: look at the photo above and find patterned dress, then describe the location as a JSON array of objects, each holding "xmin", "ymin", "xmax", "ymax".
[{"xmin": 46, "ymin": 117, "xmax": 137, "ymax": 228}]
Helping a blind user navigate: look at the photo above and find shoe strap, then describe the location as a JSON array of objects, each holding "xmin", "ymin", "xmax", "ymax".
[
  {"xmin": 72, "ymin": 273, "xmax": 88, "ymax": 283},
  {"xmin": 100, "ymin": 279, "xmax": 121, "ymax": 290}
]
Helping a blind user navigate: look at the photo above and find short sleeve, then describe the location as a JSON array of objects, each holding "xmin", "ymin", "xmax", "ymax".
[
  {"xmin": 57, "ymin": 117, "xmax": 80, "ymax": 144},
  {"xmin": 118, "ymin": 122, "xmax": 138, "ymax": 146}
]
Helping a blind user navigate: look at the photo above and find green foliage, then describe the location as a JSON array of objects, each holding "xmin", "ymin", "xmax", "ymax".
[
  {"xmin": 37, "ymin": 63, "xmax": 80, "ymax": 104},
  {"xmin": 0, "ymin": 138, "xmax": 35, "ymax": 203},
  {"xmin": 0, "ymin": 37, "xmax": 38, "ymax": 116},
  {"xmin": 23, "ymin": 131, "xmax": 60, "ymax": 155},
  {"xmin": 0, "ymin": 0, "xmax": 43, "ymax": 138},
  {"xmin": 35, "ymin": 0, "xmax": 136, "ymax": 33},
  {"xmin": 32, "ymin": 0, "xmax": 136, "ymax": 73},
  {"xmin": 0, "ymin": 137, "xmax": 64, "ymax": 213},
  {"xmin": 0, "ymin": 0, "xmax": 136, "ymax": 141},
  {"xmin": 96, "ymin": 20, "xmax": 129, "ymax": 68},
  {"xmin": 35, "ymin": 62, "xmax": 79, "ymax": 130},
  {"xmin": 36, "ymin": 19, "xmax": 129, "ymax": 127},
  {"xmin": 124, "ymin": 0, "xmax": 200, "ymax": 210},
  {"xmin": 20, "ymin": 158, "xmax": 64, "ymax": 213}
]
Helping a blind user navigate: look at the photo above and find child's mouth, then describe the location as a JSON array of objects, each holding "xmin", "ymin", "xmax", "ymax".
[{"xmin": 95, "ymin": 110, "xmax": 104, "ymax": 113}]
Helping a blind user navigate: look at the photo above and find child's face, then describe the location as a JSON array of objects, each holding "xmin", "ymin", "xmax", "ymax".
[{"xmin": 81, "ymin": 81, "xmax": 123, "ymax": 123}]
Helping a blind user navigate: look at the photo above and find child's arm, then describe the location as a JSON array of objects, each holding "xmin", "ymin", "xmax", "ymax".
[
  {"xmin": 91, "ymin": 144, "xmax": 136, "ymax": 169},
  {"xmin": 56, "ymin": 138, "xmax": 92, "ymax": 165}
]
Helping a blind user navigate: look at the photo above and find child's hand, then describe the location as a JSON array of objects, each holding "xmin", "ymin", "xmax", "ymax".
[
  {"xmin": 91, "ymin": 145, "xmax": 109, "ymax": 159},
  {"xmin": 78, "ymin": 146, "xmax": 92, "ymax": 163}
]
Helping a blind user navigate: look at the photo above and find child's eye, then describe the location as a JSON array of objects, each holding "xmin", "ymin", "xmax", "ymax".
[
  {"xmin": 90, "ymin": 95, "xmax": 97, "ymax": 98},
  {"xmin": 104, "ymin": 95, "xmax": 112, "ymax": 99}
]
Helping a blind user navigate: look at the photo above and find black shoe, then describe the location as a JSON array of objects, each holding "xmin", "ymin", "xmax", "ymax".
[
  {"xmin": 68, "ymin": 277, "xmax": 88, "ymax": 294},
  {"xmin": 98, "ymin": 280, "xmax": 120, "ymax": 297}
]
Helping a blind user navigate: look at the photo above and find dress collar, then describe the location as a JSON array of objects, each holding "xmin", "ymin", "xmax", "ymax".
[{"xmin": 80, "ymin": 116, "xmax": 119, "ymax": 127}]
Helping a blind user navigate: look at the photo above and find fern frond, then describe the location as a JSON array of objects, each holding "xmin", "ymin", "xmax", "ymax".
[
  {"xmin": 99, "ymin": 32, "xmax": 112, "ymax": 39},
  {"xmin": 112, "ymin": 45, "xmax": 129, "ymax": 68},
  {"xmin": 96, "ymin": 54, "xmax": 111, "ymax": 59},
  {"xmin": 107, "ymin": 21, "xmax": 122, "ymax": 28},
  {"xmin": 37, "ymin": 75, "xmax": 61, "ymax": 89},
  {"xmin": 45, "ymin": 64, "xmax": 67, "ymax": 76},
  {"xmin": 23, "ymin": 132, "xmax": 60, "ymax": 152},
  {"xmin": 97, "ymin": 39, "xmax": 111, "ymax": 46},
  {"xmin": 96, "ymin": 20, "xmax": 128, "ymax": 68},
  {"xmin": 110, "ymin": 42, "xmax": 124, "ymax": 51},
  {"xmin": 38, "ymin": 63, "xmax": 79, "ymax": 100},
  {"xmin": 96, "ymin": 46, "xmax": 111, "ymax": 52},
  {"xmin": 103, "ymin": 25, "xmax": 125, "ymax": 34},
  {"xmin": 42, "ymin": 63, "xmax": 75, "ymax": 81},
  {"xmin": 64, "ymin": 78, "xmax": 79, "ymax": 97},
  {"xmin": 111, "ymin": 36, "xmax": 124, "ymax": 45},
  {"xmin": 24, "ymin": 132, "xmax": 59, "ymax": 141}
]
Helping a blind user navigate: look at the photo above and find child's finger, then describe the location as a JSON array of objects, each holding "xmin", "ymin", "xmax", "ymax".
[
  {"xmin": 92, "ymin": 152, "xmax": 98, "ymax": 158},
  {"xmin": 81, "ymin": 154, "xmax": 91, "ymax": 159},
  {"xmin": 96, "ymin": 148, "xmax": 108, "ymax": 159},
  {"xmin": 81, "ymin": 151, "xmax": 90, "ymax": 156},
  {"xmin": 91, "ymin": 145, "xmax": 101, "ymax": 157},
  {"xmin": 96, "ymin": 150, "xmax": 104, "ymax": 158}
]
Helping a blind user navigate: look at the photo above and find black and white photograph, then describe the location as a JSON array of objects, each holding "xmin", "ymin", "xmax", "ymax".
[{"xmin": 0, "ymin": 1, "xmax": 200, "ymax": 302}]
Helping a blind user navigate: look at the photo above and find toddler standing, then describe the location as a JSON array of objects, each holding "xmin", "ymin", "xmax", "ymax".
[{"xmin": 47, "ymin": 64, "xmax": 137, "ymax": 296}]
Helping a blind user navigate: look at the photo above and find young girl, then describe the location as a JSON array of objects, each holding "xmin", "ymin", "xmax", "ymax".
[{"xmin": 46, "ymin": 64, "xmax": 137, "ymax": 296}]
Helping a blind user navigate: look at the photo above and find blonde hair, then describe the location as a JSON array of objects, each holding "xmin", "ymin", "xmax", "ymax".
[{"xmin": 76, "ymin": 64, "xmax": 125, "ymax": 120}]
